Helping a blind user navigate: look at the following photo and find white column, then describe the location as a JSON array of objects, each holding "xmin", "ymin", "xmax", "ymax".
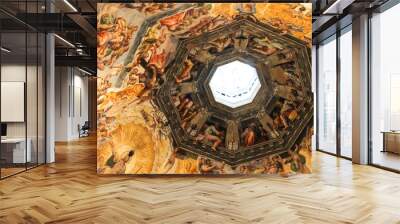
[
  {"xmin": 312, "ymin": 45, "xmax": 317, "ymax": 151},
  {"xmin": 46, "ymin": 32, "xmax": 55, "ymax": 163},
  {"xmin": 45, "ymin": 1, "xmax": 56, "ymax": 163},
  {"xmin": 352, "ymin": 14, "xmax": 369, "ymax": 164}
]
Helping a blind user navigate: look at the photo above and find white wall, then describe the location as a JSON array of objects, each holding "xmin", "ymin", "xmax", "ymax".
[
  {"xmin": 1, "ymin": 64, "xmax": 35, "ymax": 138},
  {"xmin": 55, "ymin": 66, "xmax": 70, "ymax": 141},
  {"xmin": 55, "ymin": 67, "xmax": 89, "ymax": 141}
]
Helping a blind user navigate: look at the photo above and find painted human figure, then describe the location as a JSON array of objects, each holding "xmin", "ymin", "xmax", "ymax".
[
  {"xmin": 181, "ymin": 108, "xmax": 199, "ymax": 129},
  {"xmin": 241, "ymin": 123, "xmax": 257, "ymax": 146},
  {"xmin": 159, "ymin": 11, "xmax": 186, "ymax": 31},
  {"xmin": 197, "ymin": 157, "xmax": 227, "ymax": 174},
  {"xmin": 182, "ymin": 108, "xmax": 206, "ymax": 135},
  {"xmin": 196, "ymin": 124, "xmax": 223, "ymax": 150},
  {"xmin": 262, "ymin": 157, "xmax": 278, "ymax": 174},
  {"xmin": 175, "ymin": 59, "xmax": 194, "ymax": 84},
  {"xmin": 272, "ymin": 110, "xmax": 286, "ymax": 130},
  {"xmin": 97, "ymin": 15, "xmax": 138, "ymax": 70},
  {"xmin": 288, "ymin": 145, "xmax": 305, "ymax": 173},
  {"xmin": 161, "ymin": 148, "xmax": 177, "ymax": 173},
  {"xmin": 238, "ymin": 164, "xmax": 250, "ymax": 174},
  {"xmin": 275, "ymin": 85, "xmax": 301, "ymax": 102},
  {"xmin": 125, "ymin": 3, "xmax": 174, "ymax": 14},
  {"xmin": 251, "ymin": 36, "xmax": 283, "ymax": 56},
  {"xmin": 190, "ymin": 47, "xmax": 215, "ymax": 64},
  {"xmin": 280, "ymin": 101, "xmax": 299, "ymax": 128},
  {"xmin": 177, "ymin": 97, "xmax": 194, "ymax": 118},
  {"xmin": 197, "ymin": 157, "xmax": 216, "ymax": 174},
  {"xmin": 125, "ymin": 26, "xmax": 167, "ymax": 98},
  {"xmin": 209, "ymin": 34, "xmax": 233, "ymax": 53}
]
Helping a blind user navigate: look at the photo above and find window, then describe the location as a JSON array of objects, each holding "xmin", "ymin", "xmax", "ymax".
[
  {"xmin": 371, "ymin": 3, "xmax": 400, "ymax": 171},
  {"xmin": 390, "ymin": 74, "xmax": 400, "ymax": 130},
  {"xmin": 209, "ymin": 60, "xmax": 261, "ymax": 108},
  {"xmin": 317, "ymin": 36, "xmax": 337, "ymax": 154},
  {"xmin": 340, "ymin": 27, "xmax": 352, "ymax": 158}
]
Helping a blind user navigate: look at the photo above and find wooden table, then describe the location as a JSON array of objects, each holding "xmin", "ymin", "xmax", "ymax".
[{"xmin": 1, "ymin": 138, "xmax": 31, "ymax": 164}]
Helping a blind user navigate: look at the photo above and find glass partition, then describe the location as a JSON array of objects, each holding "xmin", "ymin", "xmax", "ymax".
[
  {"xmin": 1, "ymin": 31, "xmax": 28, "ymax": 178},
  {"xmin": 0, "ymin": 1, "xmax": 46, "ymax": 179}
]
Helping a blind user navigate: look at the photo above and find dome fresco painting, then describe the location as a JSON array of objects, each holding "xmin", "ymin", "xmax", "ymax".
[{"xmin": 97, "ymin": 3, "xmax": 312, "ymax": 175}]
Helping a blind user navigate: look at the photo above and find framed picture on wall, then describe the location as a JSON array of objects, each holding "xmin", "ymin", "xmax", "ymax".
[{"xmin": 1, "ymin": 81, "xmax": 25, "ymax": 122}]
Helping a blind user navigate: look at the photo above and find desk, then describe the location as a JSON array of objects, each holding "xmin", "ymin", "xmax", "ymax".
[
  {"xmin": 382, "ymin": 131, "xmax": 400, "ymax": 154},
  {"xmin": 1, "ymin": 138, "xmax": 31, "ymax": 163}
]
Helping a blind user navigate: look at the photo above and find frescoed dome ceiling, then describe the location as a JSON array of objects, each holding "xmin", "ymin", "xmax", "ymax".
[
  {"xmin": 97, "ymin": 3, "xmax": 313, "ymax": 173},
  {"xmin": 155, "ymin": 14, "xmax": 312, "ymax": 165}
]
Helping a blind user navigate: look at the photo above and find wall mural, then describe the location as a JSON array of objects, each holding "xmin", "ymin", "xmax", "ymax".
[{"xmin": 97, "ymin": 3, "xmax": 312, "ymax": 175}]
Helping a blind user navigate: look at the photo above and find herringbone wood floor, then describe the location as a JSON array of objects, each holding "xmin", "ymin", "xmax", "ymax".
[{"xmin": 1, "ymin": 136, "xmax": 400, "ymax": 224}]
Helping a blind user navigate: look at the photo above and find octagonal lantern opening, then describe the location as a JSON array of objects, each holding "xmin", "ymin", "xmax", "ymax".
[{"xmin": 208, "ymin": 60, "xmax": 261, "ymax": 108}]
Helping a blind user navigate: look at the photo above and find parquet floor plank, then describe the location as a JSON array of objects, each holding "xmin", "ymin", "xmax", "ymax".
[{"xmin": 1, "ymin": 136, "xmax": 400, "ymax": 223}]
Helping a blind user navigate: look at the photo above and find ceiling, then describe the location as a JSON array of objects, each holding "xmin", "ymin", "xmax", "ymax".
[
  {"xmin": 312, "ymin": 0, "xmax": 392, "ymax": 43},
  {"xmin": 0, "ymin": 0, "xmax": 97, "ymax": 73}
]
